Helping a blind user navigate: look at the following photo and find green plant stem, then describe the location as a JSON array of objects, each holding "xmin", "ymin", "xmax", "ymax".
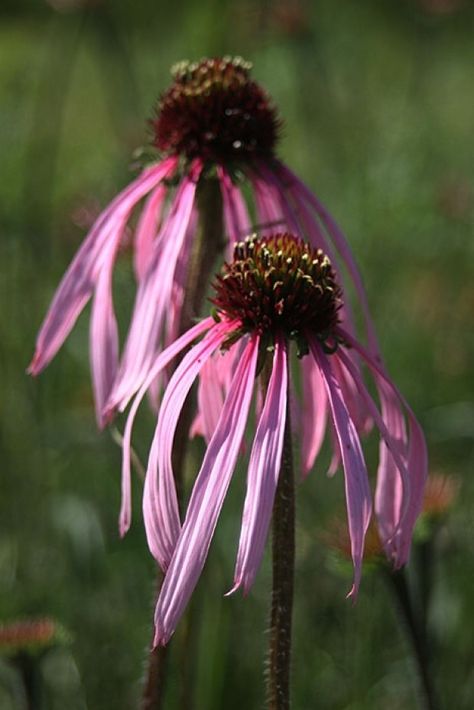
[
  {"xmin": 386, "ymin": 568, "xmax": 439, "ymax": 710},
  {"xmin": 141, "ymin": 176, "xmax": 223, "ymax": 710},
  {"xmin": 267, "ymin": 369, "xmax": 295, "ymax": 710},
  {"xmin": 16, "ymin": 654, "xmax": 42, "ymax": 710}
]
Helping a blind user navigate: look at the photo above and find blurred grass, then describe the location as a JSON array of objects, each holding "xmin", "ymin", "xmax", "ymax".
[{"xmin": 1, "ymin": 0, "xmax": 473, "ymax": 708}]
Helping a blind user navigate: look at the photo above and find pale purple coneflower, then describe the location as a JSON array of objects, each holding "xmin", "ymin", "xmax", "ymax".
[
  {"xmin": 29, "ymin": 56, "xmax": 383, "ymax": 434},
  {"xmin": 121, "ymin": 233, "xmax": 427, "ymax": 646}
]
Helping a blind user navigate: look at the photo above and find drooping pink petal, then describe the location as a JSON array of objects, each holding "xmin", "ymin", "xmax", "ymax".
[
  {"xmin": 108, "ymin": 160, "xmax": 203, "ymax": 414},
  {"xmin": 326, "ymin": 417, "xmax": 342, "ymax": 477},
  {"xmin": 134, "ymin": 183, "xmax": 168, "ymax": 280},
  {"xmin": 335, "ymin": 348, "xmax": 412, "ymax": 536},
  {"xmin": 196, "ymin": 354, "xmax": 225, "ymax": 443},
  {"xmin": 309, "ymin": 338, "xmax": 372, "ymax": 599},
  {"xmin": 152, "ymin": 335, "xmax": 259, "ymax": 646},
  {"xmin": 28, "ymin": 158, "xmax": 177, "ymax": 376},
  {"xmin": 230, "ymin": 335, "xmax": 287, "ymax": 595},
  {"xmin": 119, "ymin": 317, "xmax": 214, "ymax": 538},
  {"xmin": 252, "ymin": 163, "xmax": 300, "ymax": 234},
  {"xmin": 275, "ymin": 161, "xmax": 381, "ymax": 358},
  {"xmin": 337, "ymin": 327, "xmax": 427, "ymax": 567},
  {"xmin": 331, "ymin": 356, "xmax": 373, "ymax": 436},
  {"xmin": 144, "ymin": 321, "xmax": 234, "ymax": 570},
  {"xmin": 90, "ymin": 239, "xmax": 119, "ymax": 429},
  {"xmin": 301, "ymin": 352, "xmax": 328, "ymax": 477},
  {"xmin": 218, "ymin": 166, "xmax": 251, "ymax": 246}
]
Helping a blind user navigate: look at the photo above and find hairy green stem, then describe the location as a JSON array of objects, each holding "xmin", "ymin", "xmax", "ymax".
[
  {"xmin": 386, "ymin": 568, "xmax": 439, "ymax": 710},
  {"xmin": 266, "ymin": 365, "xmax": 295, "ymax": 710}
]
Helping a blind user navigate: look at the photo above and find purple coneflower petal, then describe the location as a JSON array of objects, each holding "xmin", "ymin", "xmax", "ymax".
[
  {"xmin": 153, "ymin": 335, "xmax": 259, "ymax": 646},
  {"xmin": 28, "ymin": 158, "xmax": 177, "ymax": 377},
  {"xmin": 196, "ymin": 354, "xmax": 225, "ymax": 443},
  {"xmin": 218, "ymin": 167, "xmax": 251, "ymax": 245},
  {"xmin": 276, "ymin": 161, "xmax": 381, "ymax": 357},
  {"xmin": 310, "ymin": 338, "xmax": 372, "ymax": 599},
  {"xmin": 301, "ymin": 353, "xmax": 328, "ymax": 477},
  {"xmin": 119, "ymin": 317, "xmax": 214, "ymax": 538},
  {"xmin": 338, "ymin": 327, "xmax": 427, "ymax": 567},
  {"xmin": 332, "ymin": 356, "xmax": 373, "ymax": 437},
  {"xmin": 144, "ymin": 321, "xmax": 233, "ymax": 569},
  {"xmin": 90, "ymin": 239, "xmax": 119, "ymax": 429},
  {"xmin": 229, "ymin": 335, "xmax": 288, "ymax": 595},
  {"xmin": 133, "ymin": 183, "xmax": 168, "ymax": 280},
  {"xmin": 108, "ymin": 160, "xmax": 202, "ymax": 414},
  {"xmin": 335, "ymin": 348, "xmax": 412, "ymax": 532}
]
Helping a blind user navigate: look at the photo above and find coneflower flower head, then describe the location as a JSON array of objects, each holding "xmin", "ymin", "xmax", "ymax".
[
  {"xmin": 119, "ymin": 233, "xmax": 427, "ymax": 646},
  {"xmin": 153, "ymin": 57, "xmax": 280, "ymax": 162},
  {"xmin": 212, "ymin": 234, "xmax": 342, "ymax": 354}
]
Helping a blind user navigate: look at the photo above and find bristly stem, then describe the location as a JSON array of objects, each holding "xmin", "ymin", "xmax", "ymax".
[
  {"xmin": 141, "ymin": 176, "xmax": 223, "ymax": 710},
  {"xmin": 386, "ymin": 568, "xmax": 439, "ymax": 710},
  {"xmin": 267, "ymin": 361, "xmax": 295, "ymax": 710}
]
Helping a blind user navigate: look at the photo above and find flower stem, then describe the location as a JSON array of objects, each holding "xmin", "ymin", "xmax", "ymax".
[
  {"xmin": 267, "ymin": 388, "xmax": 295, "ymax": 710},
  {"xmin": 386, "ymin": 568, "xmax": 439, "ymax": 710},
  {"xmin": 141, "ymin": 176, "xmax": 223, "ymax": 709}
]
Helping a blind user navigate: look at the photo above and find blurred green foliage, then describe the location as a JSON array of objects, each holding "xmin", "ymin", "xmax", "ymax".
[{"xmin": 1, "ymin": 0, "xmax": 473, "ymax": 708}]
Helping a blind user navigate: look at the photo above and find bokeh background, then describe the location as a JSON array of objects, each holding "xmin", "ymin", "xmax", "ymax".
[{"xmin": 1, "ymin": 0, "xmax": 473, "ymax": 708}]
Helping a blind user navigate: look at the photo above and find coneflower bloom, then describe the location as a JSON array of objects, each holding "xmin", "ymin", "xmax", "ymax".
[
  {"xmin": 122, "ymin": 233, "xmax": 427, "ymax": 646},
  {"xmin": 29, "ymin": 56, "xmax": 383, "ymax": 431}
]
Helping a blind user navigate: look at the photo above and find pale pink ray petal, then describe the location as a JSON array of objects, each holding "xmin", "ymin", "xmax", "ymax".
[
  {"xmin": 196, "ymin": 354, "xmax": 225, "ymax": 443},
  {"xmin": 332, "ymin": 356, "xmax": 373, "ymax": 436},
  {"xmin": 108, "ymin": 161, "xmax": 202, "ymax": 414},
  {"xmin": 300, "ymin": 352, "xmax": 328, "ymax": 477},
  {"xmin": 275, "ymin": 161, "xmax": 381, "ymax": 357},
  {"xmin": 250, "ymin": 174, "xmax": 286, "ymax": 234},
  {"xmin": 89, "ymin": 240, "xmax": 119, "ymax": 429},
  {"xmin": 229, "ymin": 335, "xmax": 287, "ymax": 595},
  {"xmin": 146, "ymin": 206, "xmax": 198, "ymax": 413},
  {"xmin": 28, "ymin": 159, "xmax": 176, "ymax": 376},
  {"xmin": 335, "ymin": 349, "xmax": 412, "ymax": 534},
  {"xmin": 217, "ymin": 166, "xmax": 251, "ymax": 245},
  {"xmin": 119, "ymin": 317, "xmax": 214, "ymax": 538},
  {"xmin": 134, "ymin": 183, "xmax": 168, "ymax": 280},
  {"xmin": 309, "ymin": 338, "xmax": 372, "ymax": 599},
  {"xmin": 327, "ymin": 416, "xmax": 342, "ymax": 477},
  {"xmin": 144, "ymin": 320, "xmax": 236, "ymax": 569},
  {"xmin": 153, "ymin": 335, "xmax": 259, "ymax": 646},
  {"xmin": 253, "ymin": 162, "xmax": 300, "ymax": 234},
  {"xmin": 337, "ymin": 326, "xmax": 427, "ymax": 567}
]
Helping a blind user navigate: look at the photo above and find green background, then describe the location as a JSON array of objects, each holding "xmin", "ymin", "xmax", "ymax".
[{"xmin": 1, "ymin": 0, "xmax": 473, "ymax": 708}]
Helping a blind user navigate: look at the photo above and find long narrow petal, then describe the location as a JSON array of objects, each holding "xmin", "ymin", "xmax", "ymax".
[
  {"xmin": 143, "ymin": 321, "xmax": 234, "ymax": 569},
  {"xmin": 119, "ymin": 317, "xmax": 214, "ymax": 537},
  {"xmin": 28, "ymin": 159, "xmax": 176, "ymax": 375},
  {"xmin": 90, "ymin": 240, "xmax": 119, "ymax": 428},
  {"xmin": 331, "ymin": 356, "xmax": 373, "ymax": 436},
  {"xmin": 336, "ymin": 348, "xmax": 412, "ymax": 532},
  {"xmin": 153, "ymin": 335, "xmax": 259, "ymax": 646},
  {"xmin": 337, "ymin": 327, "xmax": 427, "ymax": 566},
  {"xmin": 309, "ymin": 338, "xmax": 372, "ymax": 598},
  {"xmin": 301, "ymin": 352, "xmax": 328, "ymax": 476},
  {"xmin": 230, "ymin": 336, "xmax": 287, "ymax": 594},
  {"xmin": 275, "ymin": 161, "xmax": 381, "ymax": 357},
  {"xmin": 217, "ymin": 167, "xmax": 251, "ymax": 245},
  {"xmin": 134, "ymin": 184, "xmax": 168, "ymax": 280},
  {"xmin": 196, "ymin": 354, "xmax": 225, "ymax": 443},
  {"xmin": 109, "ymin": 161, "xmax": 202, "ymax": 413}
]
